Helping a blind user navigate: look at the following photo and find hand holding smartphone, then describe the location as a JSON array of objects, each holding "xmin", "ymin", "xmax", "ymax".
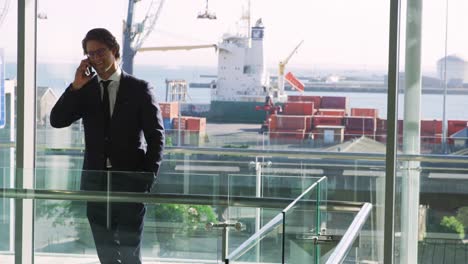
[
  {"xmin": 84, "ymin": 66, "xmax": 95, "ymax": 77},
  {"xmin": 71, "ymin": 59, "xmax": 95, "ymax": 90}
]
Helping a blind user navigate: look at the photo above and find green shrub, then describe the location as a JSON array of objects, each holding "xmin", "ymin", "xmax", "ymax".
[
  {"xmin": 154, "ymin": 204, "xmax": 217, "ymax": 233},
  {"xmin": 440, "ymin": 216, "xmax": 465, "ymax": 239}
]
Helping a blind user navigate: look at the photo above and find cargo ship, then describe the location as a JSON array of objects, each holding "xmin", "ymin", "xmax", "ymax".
[{"xmin": 207, "ymin": 18, "xmax": 285, "ymax": 123}]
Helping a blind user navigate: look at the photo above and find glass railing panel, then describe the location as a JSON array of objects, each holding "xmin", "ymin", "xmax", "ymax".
[
  {"xmin": 27, "ymin": 168, "xmax": 225, "ymax": 263},
  {"xmin": 0, "ymin": 194, "xmax": 13, "ymax": 263},
  {"xmin": 321, "ymin": 204, "xmax": 374, "ymax": 264},
  {"xmin": 226, "ymin": 174, "xmax": 323, "ymax": 259},
  {"xmin": 324, "ymin": 159, "xmax": 384, "ymax": 263},
  {"xmin": 4, "ymin": 166, "xmax": 335, "ymax": 263},
  {"xmin": 34, "ymin": 199, "xmax": 98, "ymax": 263},
  {"xmin": 226, "ymin": 213, "xmax": 284, "ymax": 264},
  {"xmin": 144, "ymin": 202, "xmax": 221, "ymax": 261},
  {"xmin": 282, "ymin": 176, "xmax": 327, "ymax": 263},
  {"xmin": 0, "ymin": 167, "xmax": 13, "ymax": 263}
]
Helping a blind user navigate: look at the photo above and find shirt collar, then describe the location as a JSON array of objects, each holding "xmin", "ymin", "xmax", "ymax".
[{"xmin": 97, "ymin": 66, "xmax": 122, "ymax": 83}]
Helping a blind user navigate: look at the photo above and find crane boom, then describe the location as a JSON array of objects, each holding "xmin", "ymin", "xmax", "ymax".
[
  {"xmin": 281, "ymin": 40, "xmax": 304, "ymax": 66},
  {"xmin": 277, "ymin": 40, "xmax": 304, "ymax": 93}
]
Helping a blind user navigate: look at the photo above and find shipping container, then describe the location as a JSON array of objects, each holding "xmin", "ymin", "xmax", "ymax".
[
  {"xmin": 163, "ymin": 118, "xmax": 173, "ymax": 130},
  {"xmin": 376, "ymin": 119, "xmax": 404, "ymax": 134},
  {"xmin": 448, "ymin": 120, "xmax": 468, "ymax": 136},
  {"xmin": 283, "ymin": 102, "xmax": 315, "ymax": 115},
  {"xmin": 344, "ymin": 117, "xmax": 376, "ymax": 132},
  {"xmin": 288, "ymin": 95, "xmax": 321, "ymax": 110},
  {"xmin": 270, "ymin": 115, "xmax": 312, "ymax": 131},
  {"xmin": 159, "ymin": 102, "xmax": 179, "ymax": 119},
  {"xmin": 320, "ymin": 96, "xmax": 348, "ymax": 109},
  {"xmin": 186, "ymin": 117, "xmax": 207, "ymax": 132},
  {"xmin": 172, "ymin": 117, "xmax": 189, "ymax": 130},
  {"xmin": 313, "ymin": 116, "xmax": 344, "ymax": 127},
  {"xmin": 317, "ymin": 109, "xmax": 346, "ymax": 116},
  {"xmin": 421, "ymin": 120, "xmax": 442, "ymax": 135},
  {"xmin": 351, "ymin": 108, "xmax": 379, "ymax": 118}
]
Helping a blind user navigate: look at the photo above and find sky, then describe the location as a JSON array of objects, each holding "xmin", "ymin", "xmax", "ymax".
[{"xmin": 1, "ymin": 0, "xmax": 468, "ymax": 73}]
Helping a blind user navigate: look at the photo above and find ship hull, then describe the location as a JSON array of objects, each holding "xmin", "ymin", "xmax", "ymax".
[{"xmin": 208, "ymin": 101, "xmax": 267, "ymax": 123}]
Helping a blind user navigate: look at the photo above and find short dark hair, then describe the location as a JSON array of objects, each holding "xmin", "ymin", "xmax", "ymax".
[{"xmin": 82, "ymin": 28, "xmax": 120, "ymax": 59}]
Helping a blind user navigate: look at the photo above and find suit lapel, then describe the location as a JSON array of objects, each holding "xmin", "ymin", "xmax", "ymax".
[{"xmin": 89, "ymin": 78, "xmax": 103, "ymax": 109}]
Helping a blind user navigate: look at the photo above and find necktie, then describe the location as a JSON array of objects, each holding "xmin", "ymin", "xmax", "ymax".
[{"xmin": 101, "ymin": 80, "xmax": 112, "ymax": 129}]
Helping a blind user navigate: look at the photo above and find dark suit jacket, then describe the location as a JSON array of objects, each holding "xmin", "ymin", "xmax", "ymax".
[{"xmin": 50, "ymin": 72, "xmax": 165, "ymax": 191}]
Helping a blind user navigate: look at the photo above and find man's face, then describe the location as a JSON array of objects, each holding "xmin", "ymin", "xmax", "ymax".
[{"xmin": 85, "ymin": 40, "xmax": 117, "ymax": 77}]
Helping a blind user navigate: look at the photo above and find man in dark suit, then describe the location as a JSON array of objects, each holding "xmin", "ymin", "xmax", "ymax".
[{"xmin": 50, "ymin": 28, "xmax": 164, "ymax": 264}]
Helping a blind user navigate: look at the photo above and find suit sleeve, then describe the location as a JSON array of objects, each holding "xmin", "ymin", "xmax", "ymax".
[
  {"xmin": 140, "ymin": 84, "xmax": 165, "ymax": 174},
  {"xmin": 50, "ymin": 84, "xmax": 84, "ymax": 128}
]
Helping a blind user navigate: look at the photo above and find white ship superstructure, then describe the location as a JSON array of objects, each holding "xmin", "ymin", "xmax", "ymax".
[{"xmin": 212, "ymin": 19, "xmax": 284, "ymax": 103}]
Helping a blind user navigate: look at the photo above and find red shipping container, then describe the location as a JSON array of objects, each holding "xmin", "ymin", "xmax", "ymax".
[
  {"xmin": 186, "ymin": 117, "xmax": 207, "ymax": 132},
  {"xmin": 317, "ymin": 109, "xmax": 346, "ymax": 116},
  {"xmin": 421, "ymin": 120, "xmax": 442, "ymax": 135},
  {"xmin": 284, "ymin": 102, "xmax": 315, "ymax": 115},
  {"xmin": 320, "ymin": 96, "xmax": 348, "ymax": 109},
  {"xmin": 376, "ymin": 118, "xmax": 386, "ymax": 132},
  {"xmin": 288, "ymin": 95, "xmax": 321, "ymax": 110},
  {"xmin": 172, "ymin": 117, "xmax": 188, "ymax": 130},
  {"xmin": 313, "ymin": 116, "xmax": 344, "ymax": 126},
  {"xmin": 448, "ymin": 120, "xmax": 468, "ymax": 136},
  {"xmin": 159, "ymin": 102, "xmax": 179, "ymax": 119},
  {"xmin": 351, "ymin": 108, "xmax": 379, "ymax": 118},
  {"xmin": 345, "ymin": 117, "xmax": 376, "ymax": 132},
  {"xmin": 375, "ymin": 119, "xmax": 404, "ymax": 134},
  {"xmin": 273, "ymin": 115, "xmax": 308, "ymax": 130}
]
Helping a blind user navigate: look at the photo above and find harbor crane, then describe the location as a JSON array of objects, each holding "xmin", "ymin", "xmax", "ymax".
[
  {"xmin": 277, "ymin": 40, "xmax": 304, "ymax": 93},
  {"xmin": 197, "ymin": 0, "xmax": 216, "ymax": 20},
  {"xmin": 122, "ymin": 0, "xmax": 165, "ymax": 74}
]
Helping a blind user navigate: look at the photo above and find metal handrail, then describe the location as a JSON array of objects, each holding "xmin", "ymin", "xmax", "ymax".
[
  {"xmin": 225, "ymin": 213, "xmax": 284, "ymax": 264},
  {"xmin": 325, "ymin": 203, "xmax": 373, "ymax": 264},
  {"xmin": 283, "ymin": 176, "xmax": 327, "ymax": 213},
  {"xmin": 42, "ymin": 146, "xmax": 468, "ymax": 164},
  {"xmin": 0, "ymin": 188, "xmax": 362, "ymax": 211}
]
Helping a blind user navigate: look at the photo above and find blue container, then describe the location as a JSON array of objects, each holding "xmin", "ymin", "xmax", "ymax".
[{"xmin": 163, "ymin": 118, "xmax": 173, "ymax": 130}]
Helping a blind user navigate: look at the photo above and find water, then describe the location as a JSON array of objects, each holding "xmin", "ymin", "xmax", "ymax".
[{"xmin": 5, "ymin": 63, "xmax": 468, "ymax": 120}]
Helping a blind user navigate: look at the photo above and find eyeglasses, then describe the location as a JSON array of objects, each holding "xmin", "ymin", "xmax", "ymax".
[{"xmin": 86, "ymin": 48, "xmax": 108, "ymax": 58}]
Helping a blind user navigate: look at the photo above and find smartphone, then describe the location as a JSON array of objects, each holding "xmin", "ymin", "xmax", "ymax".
[{"xmin": 84, "ymin": 66, "xmax": 95, "ymax": 77}]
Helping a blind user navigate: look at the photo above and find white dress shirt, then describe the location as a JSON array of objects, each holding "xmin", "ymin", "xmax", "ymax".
[{"xmin": 97, "ymin": 66, "xmax": 122, "ymax": 117}]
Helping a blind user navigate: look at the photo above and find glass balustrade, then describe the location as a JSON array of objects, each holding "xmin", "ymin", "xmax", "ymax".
[
  {"xmin": 0, "ymin": 166, "xmax": 326, "ymax": 263},
  {"xmin": 225, "ymin": 176, "xmax": 327, "ymax": 264},
  {"xmin": 1, "ymin": 149, "xmax": 467, "ymax": 263}
]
